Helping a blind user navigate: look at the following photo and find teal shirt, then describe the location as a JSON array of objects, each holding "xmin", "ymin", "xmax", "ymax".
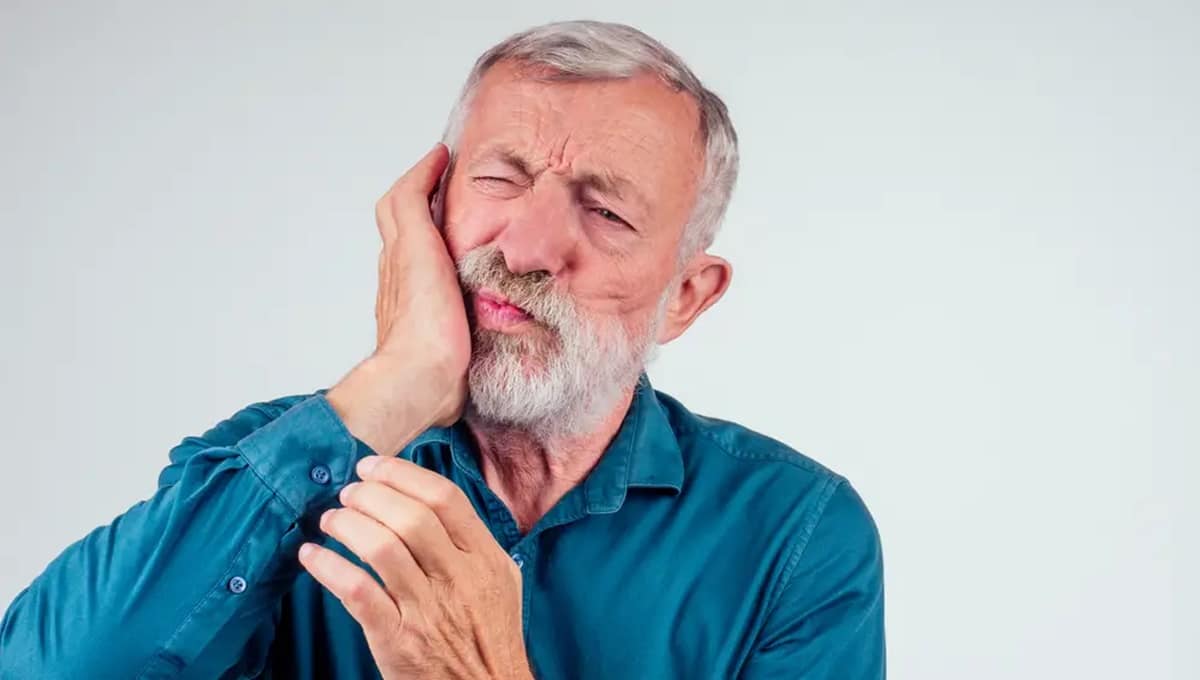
[{"xmin": 0, "ymin": 373, "xmax": 884, "ymax": 678}]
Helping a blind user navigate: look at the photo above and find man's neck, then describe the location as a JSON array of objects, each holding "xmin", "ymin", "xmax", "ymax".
[{"xmin": 463, "ymin": 383, "xmax": 637, "ymax": 534}]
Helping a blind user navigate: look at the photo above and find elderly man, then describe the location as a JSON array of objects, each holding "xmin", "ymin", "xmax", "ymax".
[{"xmin": 1, "ymin": 20, "xmax": 884, "ymax": 679}]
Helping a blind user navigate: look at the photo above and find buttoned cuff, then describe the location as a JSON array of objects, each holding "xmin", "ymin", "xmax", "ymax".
[{"xmin": 236, "ymin": 393, "xmax": 373, "ymax": 519}]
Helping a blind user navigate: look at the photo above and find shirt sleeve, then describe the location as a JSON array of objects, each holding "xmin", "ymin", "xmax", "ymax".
[
  {"xmin": 739, "ymin": 479, "xmax": 886, "ymax": 679},
  {"xmin": 0, "ymin": 390, "xmax": 373, "ymax": 679}
]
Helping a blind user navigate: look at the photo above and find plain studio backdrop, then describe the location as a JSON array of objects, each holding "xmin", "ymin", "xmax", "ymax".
[{"xmin": 1, "ymin": 1, "xmax": 1196, "ymax": 678}]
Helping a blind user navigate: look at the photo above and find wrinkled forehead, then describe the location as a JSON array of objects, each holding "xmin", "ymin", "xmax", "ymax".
[{"xmin": 456, "ymin": 60, "xmax": 706, "ymax": 234}]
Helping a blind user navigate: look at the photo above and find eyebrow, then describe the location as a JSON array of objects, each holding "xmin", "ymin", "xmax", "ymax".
[
  {"xmin": 576, "ymin": 168, "xmax": 648, "ymax": 213},
  {"xmin": 468, "ymin": 144, "xmax": 650, "ymax": 214},
  {"xmin": 468, "ymin": 146, "xmax": 534, "ymax": 177}
]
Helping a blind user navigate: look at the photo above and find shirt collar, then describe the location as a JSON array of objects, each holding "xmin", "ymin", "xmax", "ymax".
[
  {"xmin": 582, "ymin": 371, "xmax": 685, "ymax": 513},
  {"xmin": 441, "ymin": 371, "xmax": 685, "ymax": 514}
]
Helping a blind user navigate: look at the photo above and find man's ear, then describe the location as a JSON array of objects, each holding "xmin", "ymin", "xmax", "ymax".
[{"xmin": 656, "ymin": 253, "xmax": 733, "ymax": 344}]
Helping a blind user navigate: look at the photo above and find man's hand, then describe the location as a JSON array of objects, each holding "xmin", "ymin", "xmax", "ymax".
[
  {"xmin": 298, "ymin": 455, "xmax": 533, "ymax": 680},
  {"xmin": 326, "ymin": 142, "xmax": 472, "ymax": 456}
]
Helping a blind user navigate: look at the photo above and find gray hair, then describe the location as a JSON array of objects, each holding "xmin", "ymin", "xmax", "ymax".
[{"xmin": 440, "ymin": 20, "xmax": 739, "ymax": 263}]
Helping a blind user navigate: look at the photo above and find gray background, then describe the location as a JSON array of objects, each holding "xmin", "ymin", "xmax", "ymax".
[{"xmin": 2, "ymin": 1, "xmax": 1196, "ymax": 678}]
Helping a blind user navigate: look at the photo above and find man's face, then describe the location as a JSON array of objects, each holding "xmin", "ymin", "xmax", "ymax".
[{"xmin": 442, "ymin": 60, "xmax": 705, "ymax": 438}]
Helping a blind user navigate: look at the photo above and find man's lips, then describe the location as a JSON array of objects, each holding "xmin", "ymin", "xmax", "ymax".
[{"xmin": 473, "ymin": 289, "xmax": 532, "ymax": 327}]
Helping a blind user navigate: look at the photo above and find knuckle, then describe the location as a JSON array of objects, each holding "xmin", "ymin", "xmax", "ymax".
[
  {"xmin": 374, "ymin": 195, "xmax": 390, "ymax": 223},
  {"xmin": 374, "ymin": 456, "xmax": 401, "ymax": 475},
  {"xmin": 390, "ymin": 179, "xmax": 415, "ymax": 208},
  {"xmin": 345, "ymin": 573, "xmax": 375, "ymax": 602},
  {"xmin": 394, "ymin": 512, "xmax": 424, "ymax": 538},
  {"xmin": 362, "ymin": 536, "xmax": 393, "ymax": 564},
  {"xmin": 427, "ymin": 482, "xmax": 461, "ymax": 512},
  {"xmin": 389, "ymin": 466, "xmax": 422, "ymax": 495},
  {"xmin": 374, "ymin": 204, "xmax": 396, "ymax": 238},
  {"xmin": 392, "ymin": 176, "xmax": 414, "ymax": 198}
]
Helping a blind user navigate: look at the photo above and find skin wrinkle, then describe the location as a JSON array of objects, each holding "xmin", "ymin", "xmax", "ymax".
[
  {"xmin": 468, "ymin": 143, "xmax": 652, "ymax": 232},
  {"xmin": 441, "ymin": 59, "xmax": 728, "ymax": 532}
]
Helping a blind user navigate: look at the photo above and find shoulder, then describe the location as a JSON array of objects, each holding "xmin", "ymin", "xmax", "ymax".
[
  {"xmin": 656, "ymin": 387, "xmax": 880, "ymax": 563},
  {"xmin": 658, "ymin": 387, "xmax": 846, "ymax": 495}
]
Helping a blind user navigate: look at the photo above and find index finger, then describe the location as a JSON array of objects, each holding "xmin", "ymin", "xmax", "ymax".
[{"xmin": 355, "ymin": 455, "xmax": 494, "ymax": 552}]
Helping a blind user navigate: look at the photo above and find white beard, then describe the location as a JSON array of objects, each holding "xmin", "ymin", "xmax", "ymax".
[{"xmin": 455, "ymin": 245, "xmax": 670, "ymax": 442}]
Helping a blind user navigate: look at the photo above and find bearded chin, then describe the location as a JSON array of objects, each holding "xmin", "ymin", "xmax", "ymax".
[{"xmin": 463, "ymin": 313, "xmax": 658, "ymax": 442}]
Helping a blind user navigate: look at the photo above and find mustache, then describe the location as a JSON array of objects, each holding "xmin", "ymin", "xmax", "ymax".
[{"xmin": 455, "ymin": 246, "xmax": 575, "ymax": 330}]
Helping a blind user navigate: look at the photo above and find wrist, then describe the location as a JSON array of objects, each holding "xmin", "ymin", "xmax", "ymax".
[{"xmin": 326, "ymin": 354, "xmax": 442, "ymax": 456}]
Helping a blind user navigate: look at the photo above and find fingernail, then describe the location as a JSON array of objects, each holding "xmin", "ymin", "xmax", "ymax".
[
  {"xmin": 339, "ymin": 482, "xmax": 358, "ymax": 504},
  {"xmin": 357, "ymin": 455, "xmax": 380, "ymax": 477},
  {"xmin": 299, "ymin": 542, "xmax": 315, "ymax": 559},
  {"xmin": 319, "ymin": 507, "xmax": 336, "ymax": 528}
]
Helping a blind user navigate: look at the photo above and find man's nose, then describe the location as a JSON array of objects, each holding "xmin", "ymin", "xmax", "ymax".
[{"xmin": 493, "ymin": 184, "xmax": 579, "ymax": 278}]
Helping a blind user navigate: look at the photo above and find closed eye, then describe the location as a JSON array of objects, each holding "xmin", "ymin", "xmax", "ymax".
[
  {"xmin": 471, "ymin": 175, "xmax": 526, "ymax": 198},
  {"xmin": 591, "ymin": 207, "xmax": 631, "ymax": 228}
]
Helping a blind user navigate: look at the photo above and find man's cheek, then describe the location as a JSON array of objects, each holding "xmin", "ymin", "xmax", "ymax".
[{"xmin": 443, "ymin": 203, "xmax": 509, "ymax": 260}]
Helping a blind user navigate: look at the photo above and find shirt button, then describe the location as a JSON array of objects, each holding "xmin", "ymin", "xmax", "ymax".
[
  {"xmin": 309, "ymin": 464, "xmax": 331, "ymax": 485},
  {"xmin": 510, "ymin": 551, "xmax": 525, "ymax": 569},
  {"xmin": 227, "ymin": 576, "xmax": 247, "ymax": 594}
]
